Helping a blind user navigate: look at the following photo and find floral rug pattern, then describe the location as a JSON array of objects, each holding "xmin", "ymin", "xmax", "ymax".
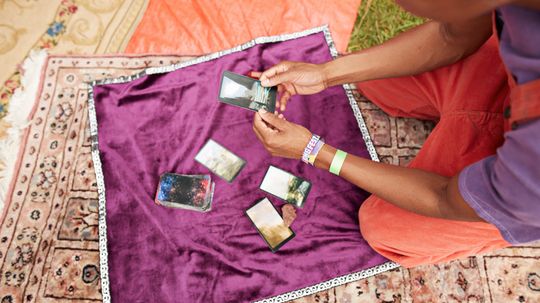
[
  {"xmin": 0, "ymin": 55, "xmax": 538, "ymax": 303},
  {"xmin": 0, "ymin": 55, "xmax": 191, "ymax": 302},
  {"xmin": 0, "ymin": 0, "xmax": 148, "ymax": 121}
]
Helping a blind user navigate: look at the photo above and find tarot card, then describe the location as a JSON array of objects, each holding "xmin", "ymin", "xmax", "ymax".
[
  {"xmin": 155, "ymin": 173, "xmax": 215, "ymax": 212},
  {"xmin": 195, "ymin": 139, "xmax": 246, "ymax": 182},
  {"xmin": 259, "ymin": 166, "xmax": 311, "ymax": 208},
  {"xmin": 245, "ymin": 198, "xmax": 295, "ymax": 252},
  {"xmin": 218, "ymin": 71, "xmax": 276, "ymax": 113}
]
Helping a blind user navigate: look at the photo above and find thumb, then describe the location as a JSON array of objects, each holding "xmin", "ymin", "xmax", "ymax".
[
  {"xmin": 257, "ymin": 108, "xmax": 288, "ymax": 130},
  {"xmin": 261, "ymin": 70, "xmax": 296, "ymax": 87},
  {"xmin": 260, "ymin": 62, "xmax": 293, "ymax": 87}
]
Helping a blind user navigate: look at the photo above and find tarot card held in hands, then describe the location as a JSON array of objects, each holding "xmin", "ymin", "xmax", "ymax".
[
  {"xmin": 260, "ymin": 166, "xmax": 312, "ymax": 208},
  {"xmin": 246, "ymin": 198, "xmax": 295, "ymax": 252},
  {"xmin": 195, "ymin": 139, "xmax": 246, "ymax": 182},
  {"xmin": 218, "ymin": 71, "xmax": 276, "ymax": 112},
  {"xmin": 155, "ymin": 173, "xmax": 215, "ymax": 212}
]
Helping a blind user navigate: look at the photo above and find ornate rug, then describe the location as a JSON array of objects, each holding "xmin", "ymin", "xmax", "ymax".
[
  {"xmin": 0, "ymin": 53, "xmax": 193, "ymax": 302},
  {"xmin": 0, "ymin": 35, "xmax": 538, "ymax": 303},
  {"xmin": 0, "ymin": 0, "xmax": 148, "ymax": 122}
]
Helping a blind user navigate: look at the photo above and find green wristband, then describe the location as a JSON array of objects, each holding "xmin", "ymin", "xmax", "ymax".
[{"xmin": 329, "ymin": 150, "xmax": 347, "ymax": 175}]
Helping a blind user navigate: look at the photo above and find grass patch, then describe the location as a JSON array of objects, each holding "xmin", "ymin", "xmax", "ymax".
[{"xmin": 347, "ymin": 0, "xmax": 425, "ymax": 52}]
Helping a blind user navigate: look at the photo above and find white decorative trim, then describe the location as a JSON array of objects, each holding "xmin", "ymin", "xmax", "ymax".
[
  {"xmin": 144, "ymin": 26, "xmax": 332, "ymax": 75},
  {"xmin": 88, "ymin": 25, "xmax": 395, "ymax": 303},
  {"xmin": 318, "ymin": 29, "xmax": 380, "ymax": 162},
  {"xmin": 86, "ymin": 84, "xmax": 112, "ymax": 303},
  {"xmin": 0, "ymin": 49, "xmax": 48, "ymax": 213},
  {"xmin": 253, "ymin": 261, "xmax": 400, "ymax": 303}
]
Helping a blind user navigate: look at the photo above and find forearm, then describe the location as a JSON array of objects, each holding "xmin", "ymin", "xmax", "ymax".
[
  {"xmin": 314, "ymin": 145, "xmax": 483, "ymax": 221},
  {"xmin": 323, "ymin": 17, "xmax": 491, "ymax": 86}
]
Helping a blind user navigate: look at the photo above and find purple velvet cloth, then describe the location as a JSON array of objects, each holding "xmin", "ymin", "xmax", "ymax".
[{"xmin": 93, "ymin": 32, "xmax": 387, "ymax": 302}]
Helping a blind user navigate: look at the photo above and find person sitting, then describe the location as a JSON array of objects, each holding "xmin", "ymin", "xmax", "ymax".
[{"xmin": 251, "ymin": 0, "xmax": 540, "ymax": 267}]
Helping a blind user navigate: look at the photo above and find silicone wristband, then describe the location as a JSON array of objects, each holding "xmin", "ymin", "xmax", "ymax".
[
  {"xmin": 308, "ymin": 140, "xmax": 325, "ymax": 166},
  {"xmin": 302, "ymin": 134, "xmax": 320, "ymax": 164},
  {"xmin": 329, "ymin": 150, "xmax": 347, "ymax": 175}
]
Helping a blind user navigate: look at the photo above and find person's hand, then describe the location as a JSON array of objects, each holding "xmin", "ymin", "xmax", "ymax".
[
  {"xmin": 252, "ymin": 108, "xmax": 311, "ymax": 159},
  {"xmin": 250, "ymin": 61, "xmax": 328, "ymax": 112}
]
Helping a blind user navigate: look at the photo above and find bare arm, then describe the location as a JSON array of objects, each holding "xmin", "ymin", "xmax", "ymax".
[
  {"xmin": 314, "ymin": 144, "xmax": 482, "ymax": 221},
  {"xmin": 257, "ymin": 16, "xmax": 493, "ymax": 110},
  {"xmin": 253, "ymin": 111, "xmax": 484, "ymax": 222},
  {"xmin": 324, "ymin": 16, "xmax": 492, "ymax": 86}
]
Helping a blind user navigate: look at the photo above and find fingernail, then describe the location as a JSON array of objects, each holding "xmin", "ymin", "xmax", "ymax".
[
  {"xmin": 261, "ymin": 79, "xmax": 269, "ymax": 86},
  {"xmin": 259, "ymin": 108, "xmax": 267, "ymax": 114}
]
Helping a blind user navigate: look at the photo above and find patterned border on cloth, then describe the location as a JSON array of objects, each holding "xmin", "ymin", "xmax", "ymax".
[{"xmin": 87, "ymin": 25, "xmax": 396, "ymax": 303}]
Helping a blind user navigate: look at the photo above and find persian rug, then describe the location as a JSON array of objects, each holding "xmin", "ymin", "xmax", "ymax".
[
  {"xmin": 0, "ymin": 0, "xmax": 148, "ymax": 121},
  {"xmin": 125, "ymin": 0, "xmax": 361, "ymax": 55},
  {"xmin": 0, "ymin": 53, "xmax": 195, "ymax": 302},
  {"xmin": 90, "ymin": 26, "xmax": 393, "ymax": 303},
  {"xmin": 0, "ymin": 31, "xmax": 537, "ymax": 303},
  {"xmin": 0, "ymin": 0, "xmax": 148, "ymax": 214}
]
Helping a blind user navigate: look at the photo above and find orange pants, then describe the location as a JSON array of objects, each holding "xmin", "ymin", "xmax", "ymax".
[{"xmin": 357, "ymin": 36, "xmax": 511, "ymax": 267}]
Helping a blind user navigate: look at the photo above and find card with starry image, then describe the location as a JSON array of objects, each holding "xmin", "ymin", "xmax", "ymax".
[{"xmin": 155, "ymin": 173, "xmax": 215, "ymax": 212}]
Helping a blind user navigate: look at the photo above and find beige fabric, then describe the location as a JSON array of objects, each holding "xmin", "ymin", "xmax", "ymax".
[
  {"xmin": 0, "ymin": 0, "xmax": 149, "ymax": 122},
  {"xmin": 0, "ymin": 1, "xmax": 60, "ymax": 87}
]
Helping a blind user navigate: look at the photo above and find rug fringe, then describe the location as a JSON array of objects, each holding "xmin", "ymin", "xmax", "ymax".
[{"xmin": 0, "ymin": 49, "xmax": 47, "ymax": 213}]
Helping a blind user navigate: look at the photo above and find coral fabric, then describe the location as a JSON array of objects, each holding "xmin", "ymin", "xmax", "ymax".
[
  {"xmin": 357, "ymin": 36, "xmax": 511, "ymax": 268},
  {"xmin": 125, "ymin": 0, "xmax": 361, "ymax": 55},
  {"xmin": 93, "ymin": 32, "xmax": 387, "ymax": 302}
]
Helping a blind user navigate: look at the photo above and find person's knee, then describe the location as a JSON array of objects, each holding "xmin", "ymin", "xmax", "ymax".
[{"xmin": 358, "ymin": 197, "xmax": 380, "ymax": 242}]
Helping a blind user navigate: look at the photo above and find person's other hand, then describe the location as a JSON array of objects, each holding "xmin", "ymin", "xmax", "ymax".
[
  {"xmin": 252, "ymin": 108, "xmax": 311, "ymax": 159},
  {"xmin": 250, "ymin": 61, "xmax": 327, "ymax": 112}
]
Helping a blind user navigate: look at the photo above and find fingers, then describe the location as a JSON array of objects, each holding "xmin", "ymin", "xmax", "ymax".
[
  {"xmin": 257, "ymin": 108, "xmax": 288, "ymax": 131},
  {"xmin": 260, "ymin": 62, "xmax": 290, "ymax": 82},
  {"xmin": 275, "ymin": 85, "xmax": 283, "ymax": 113},
  {"xmin": 252, "ymin": 116, "xmax": 265, "ymax": 142},
  {"xmin": 249, "ymin": 71, "xmax": 262, "ymax": 79},
  {"xmin": 279, "ymin": 91, "xmax": 291, "ymax": 112},
  {"xmin": 253, "ymin": 111, "xmax": 279, "ymax": 155},
  {"xmin": 260, "ymin": 62, "xmax": 294, "ymax": 87},
  {"xmin": 253, "ymin": 110, "xmax": 278, "ymax": 138}
]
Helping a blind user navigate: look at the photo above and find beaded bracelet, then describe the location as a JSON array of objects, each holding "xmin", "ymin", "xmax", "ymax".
[{"xmin": 302, "ymin": 134, "xmax": 321, "ymax": 164}]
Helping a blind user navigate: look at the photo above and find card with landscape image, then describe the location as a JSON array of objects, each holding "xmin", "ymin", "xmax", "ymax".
[
  {"xmin": 218, "ymin": 71, "xmax": 276, "ymax": 112},
  {"xmin": 245, "ymin": 197, "xmax": 295, "ymax": 252},
  {"xmin": 194, "ymin": 139, "xmax": 246, "ymax": 182},
  {"xmin": 259, "ymin": 166, "xmax": 312, "ymax": 208}
]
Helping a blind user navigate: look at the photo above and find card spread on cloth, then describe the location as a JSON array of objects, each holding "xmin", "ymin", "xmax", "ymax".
[{"xmin": 89, "ymin": 27, "xmax": 391, "ymax": 303}]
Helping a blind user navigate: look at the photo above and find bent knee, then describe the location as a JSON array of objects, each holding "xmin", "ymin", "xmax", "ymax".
[{"xmin": 358, "ymin": 195, "xmax": 383, "ymax": 242}]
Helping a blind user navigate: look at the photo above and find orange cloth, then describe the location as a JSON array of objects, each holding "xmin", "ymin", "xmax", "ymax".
[
  {"xmin": 357, "ymin": 36, "xmax": 511, "ymax": 268},
  {"xmin": 125, "ymin": 0, "xmax": 361, "ymax": 55}
]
